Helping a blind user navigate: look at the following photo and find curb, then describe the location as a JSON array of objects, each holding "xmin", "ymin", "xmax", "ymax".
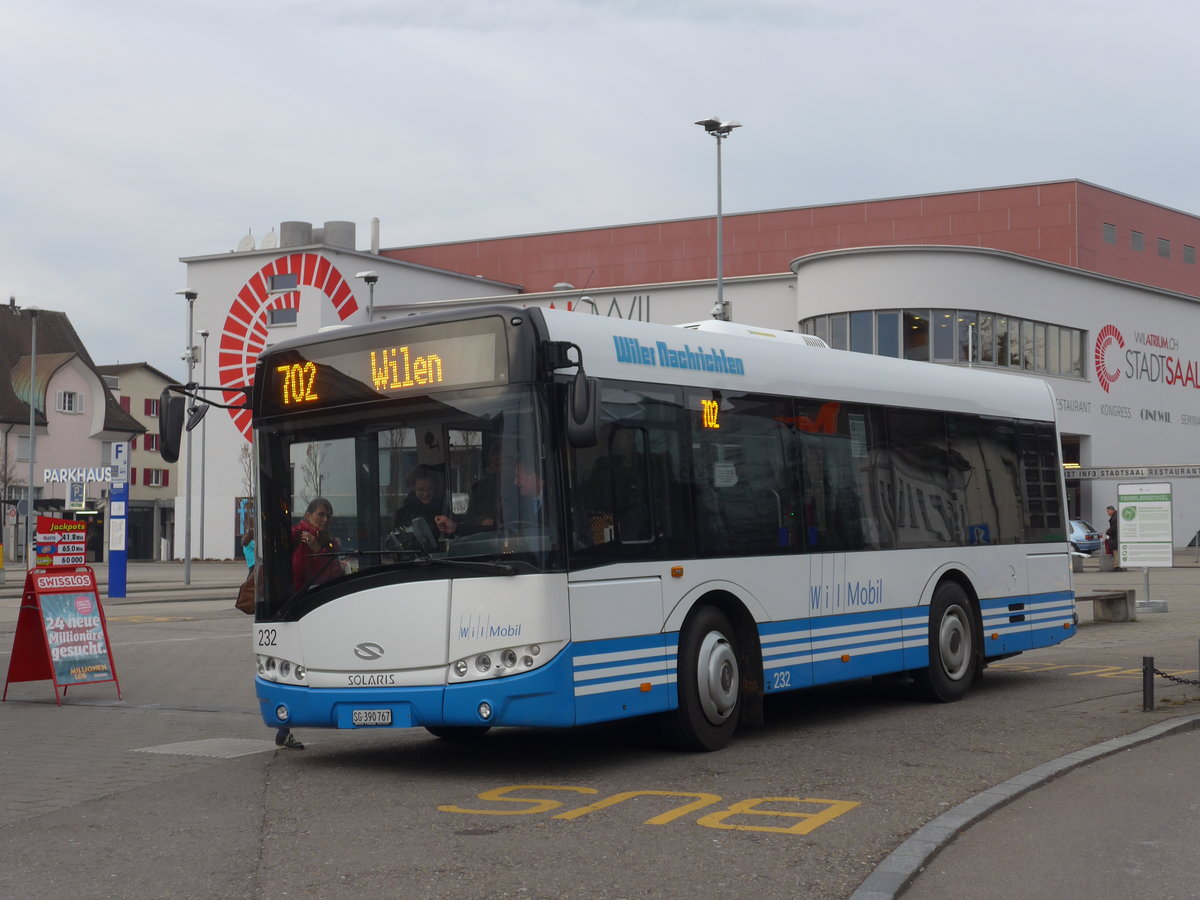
[{"xmin": 850, "ymin": 712, "xmax": 1200, "ymax": 900}]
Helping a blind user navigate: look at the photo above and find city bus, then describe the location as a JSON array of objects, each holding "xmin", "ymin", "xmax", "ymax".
[{"xmin": 167, "ymin": 306, "xmax": 1076, "ymax": 751}]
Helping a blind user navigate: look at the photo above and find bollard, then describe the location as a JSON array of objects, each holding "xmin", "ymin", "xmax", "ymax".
[{"xmin": 1142, "ymin": 656, "xmax": 1154, "ymax": 711}]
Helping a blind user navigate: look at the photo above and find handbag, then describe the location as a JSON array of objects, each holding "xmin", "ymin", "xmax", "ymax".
[{"xmin": 235, "ymin": 567, "xmax": 256, "ymax": 614}]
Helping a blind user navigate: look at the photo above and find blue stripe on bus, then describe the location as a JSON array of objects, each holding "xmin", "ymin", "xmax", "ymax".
[
  {"xmin": 759, "ymin": 590, "xmax": 1077, "ymax": 690},
  {"xmin": 571, "ymin": 633, "xmax": 677, "ymax": 725}
]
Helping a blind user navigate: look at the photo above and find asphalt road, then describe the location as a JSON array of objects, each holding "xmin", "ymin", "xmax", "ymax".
[{"xmin": 1, "ymin": 558, "xmax": 1198, "ymax": 899}]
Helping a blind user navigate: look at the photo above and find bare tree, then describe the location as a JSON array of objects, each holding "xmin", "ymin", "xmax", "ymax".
[
  {"xmin": 239, "ymin": 443, "xmax": 254, "ymax": 499},
  {"xmin": 1, "ymin": 436, "xmax": 24, "ymax": 501},
  {"xmin": 300, "ymin": 443, "xmax": 325, "ymax": 507}
]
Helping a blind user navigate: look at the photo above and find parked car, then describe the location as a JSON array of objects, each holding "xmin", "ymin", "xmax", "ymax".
[{"xmin": 1069, "ymin": 519, "xmax": 1103, "ymax": 554}]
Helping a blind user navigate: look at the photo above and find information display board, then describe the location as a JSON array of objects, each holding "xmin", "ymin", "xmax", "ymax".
[
  {"xmin": 1117, "ymin": 481, "xmax": 1174, "ymax": 569},
  {"xmin": 34, "ymin": 515, "xmax": 88, "ymax": 567},
  {"xmin": 3, "ymin": 566, "xmax": 121, "ymax": 705}
]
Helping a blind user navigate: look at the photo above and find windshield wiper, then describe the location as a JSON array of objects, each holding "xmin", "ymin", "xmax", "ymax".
[{"xmin": 425, "ymin": 558, "xmax": 514, "ymax": 575}]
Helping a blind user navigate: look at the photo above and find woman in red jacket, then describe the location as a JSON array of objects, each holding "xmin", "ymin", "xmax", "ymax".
[{"xmin": 292, "ymin": 497, "xmax": 343, "ymax": 591}]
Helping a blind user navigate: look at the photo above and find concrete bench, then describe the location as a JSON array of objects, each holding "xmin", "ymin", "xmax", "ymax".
[{"xmin": 1076, "ymin": 590, "xmax": 1137, "ymax": 623}]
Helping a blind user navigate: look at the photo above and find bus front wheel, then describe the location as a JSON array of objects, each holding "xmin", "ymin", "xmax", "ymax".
[
  {"xmin": 669, "ymin": 606, "xmax": 741, "ymax": 751},
  {"xmin": 915, "ymin": 581, "xmax": 978, "ymax": 702}
]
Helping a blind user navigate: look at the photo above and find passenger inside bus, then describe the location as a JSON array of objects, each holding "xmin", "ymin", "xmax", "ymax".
[
  {"xmin": 394, "ymin": 466, "xmax": 451, "ymax": 533},
  {"xmin": 440, "ymin": 443, "xmax": 502, "ymax": 534},
  {"xmin": 292, "ymin": 497, "xmax": 344, "ymax": 591}
]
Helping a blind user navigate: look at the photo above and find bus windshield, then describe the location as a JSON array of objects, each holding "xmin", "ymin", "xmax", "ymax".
[{"xmin": 256, "ymin": 384, "xmax": 557, "ymax": 617}]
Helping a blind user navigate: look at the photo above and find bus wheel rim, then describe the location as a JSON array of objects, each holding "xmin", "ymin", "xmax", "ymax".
[
  {"xmin": 697, "ymin": 631, "xmax": 738, "ymax": 724},
  {"xmin": 938, "ymin": 606, "xmax": 971, "ymax": 681}
]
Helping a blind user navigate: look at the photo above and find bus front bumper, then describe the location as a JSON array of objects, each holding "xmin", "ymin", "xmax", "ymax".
[{"xmin": 256, "ymin": 650, "xmax": 576, "ymax": 731}]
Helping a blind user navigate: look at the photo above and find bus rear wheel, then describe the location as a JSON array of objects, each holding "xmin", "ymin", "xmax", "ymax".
[
  {"xmin": 915, "ymin": 581, "xmax": 978, "ymax": 702},
  {"xmin": 425, "ymin": 726, "xmax": 491, "ymax": 740},
  {"xmin": 668, "ymin": 606, "xmax": 741, "ymax": 751}
]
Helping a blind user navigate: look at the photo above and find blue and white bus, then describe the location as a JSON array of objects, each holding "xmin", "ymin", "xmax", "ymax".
[{"xmin": 203, "ymin": 307, "xmax": 1075, "ymax": 751}]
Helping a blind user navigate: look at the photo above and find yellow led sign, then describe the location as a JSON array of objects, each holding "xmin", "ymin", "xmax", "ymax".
[
  {"xmin": 701, "ymin": 398, "xmax": 721, "ymax": 429},
  {"xmin": 276, "ymin": 361, "xmax": 319, "ymax": 406},
  {"xmin": 261, "ymin": 319, "xmax": 506, "ymax": 416},
  {"xmin": 369, "ymin": 346, "xmax": 444, "ymax": 390}
]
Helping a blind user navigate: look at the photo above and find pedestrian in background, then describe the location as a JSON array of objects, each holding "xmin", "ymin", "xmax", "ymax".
[
  {"xmin": 242, "ymin": 528, "xmax": 255, "ymax": 568},
  {"xmin": 1106, "ymin": 504, "xmax": 1124, "ymax": 572}
]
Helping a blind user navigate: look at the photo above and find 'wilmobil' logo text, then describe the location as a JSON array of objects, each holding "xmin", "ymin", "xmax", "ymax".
[{"xmin": 613, "ymin": 336, "xmax": 746, "ymax": 376}]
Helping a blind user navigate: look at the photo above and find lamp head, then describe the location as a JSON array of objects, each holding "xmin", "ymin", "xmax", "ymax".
[
  {"xmin": 695, "ymin": 117, "xmax": 741, "ymax": 136},
  {"xmin": 355, "ymin": 270, "xmax": 380, "ymax": 286},
  {"xmin": 176, "ymin": 289, "xmax": 198, "ymax": 301}
]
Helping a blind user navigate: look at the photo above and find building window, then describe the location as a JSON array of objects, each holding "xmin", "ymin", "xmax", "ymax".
[
  {"xmin": 269, "ymin": 308, "xmax": 298, "ymax": 326},
  {"xmin": 269, "ymin": 273, "xmax": 298, "ymax": 292},
  {"xmin": 903, "ymin": 310, "xmax": 930, "ymax": 361},
  {"xmin": 849, "ymin": 310, "xmax": 874, "ymax": 354},
  {"xmin": 1102, "ymin": 223, "xmax": 1117, "ymax": 244},
  {"xmin": 1186, "ymin": 245, "xmax": 1196, "ymax": 264},
  {"xmin": 956, "ymin": 311, "xmax": 977, "ymax": 363},
  {"xmin": 977, "ymin": 314, "xmax": 994, "ymax": 364},
  {"xmin": 1131, "ymin": 230, "xmax": 1144, "ymax": 251},
  {"xmin": 1158, "ymin": 237, "xmax": 1171, "ymax": 258},
  {"xmin": 102, "ymin": 375, "xmax": 120, "ymax": 389},
  {"xmin": 17, "ymin": 435, "xmax": 32, "ymax": 461},
  {"xmin": 829, "ymin": 313, "xmax": 849, "ymax": 350},
  {"xmin": 56, "ymin": 391, "xmax": 84, "ymax": 414},
  {"xmin": 995, "ymin": 317, "xmax": 1009, "ymax": 367},
  {"xmin": 799, "ymin": 309, "xmax": 1085, "ymax": 380},
  {"xmin": 145, "ymin": 398, "xmax": 160, "ymax": 417},
  {"xmin": 876, "ymin": 311, "xmax": 899, "ymax": 358},
  {"xmin": 931, "ymin": 309, "xmax": 955, "ymax": 361},
  {"xmin": 144, "ymin": 468, "xmax": 170, "ymax": 487},
  {"xmin": 145, "ymin": 434, "xmax": 160, "ymax": 452}
]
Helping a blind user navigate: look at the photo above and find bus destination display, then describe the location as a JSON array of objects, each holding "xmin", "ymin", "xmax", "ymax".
[{"xmin": 262, "ymin": 318, "xmax": 507, "ymax": 415}]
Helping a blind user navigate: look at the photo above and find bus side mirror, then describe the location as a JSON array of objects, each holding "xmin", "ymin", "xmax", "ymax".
[
  {"xmin": 567, "ymin": 370, "xmax": 598, "ymax": 448},
  {"xmin": 159, "ymin": 388, "xmax": 186, "ymax": 463}
]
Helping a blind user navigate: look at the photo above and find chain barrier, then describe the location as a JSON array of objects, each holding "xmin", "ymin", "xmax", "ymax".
[
  {"xmin": 1151, "ymin": 668, "xmax": 1200, "ymax": 687},
  {"xmin": 1143, "ymin": 655, "xmax": 1200, "ymax": 711}
]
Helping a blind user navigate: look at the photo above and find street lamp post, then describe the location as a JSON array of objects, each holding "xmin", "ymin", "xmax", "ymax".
[
  {"xmin": 176, "ymin": 289, "xmax": 198, "ymax": 585},
  {"xmin": 356, "ymin": 271, "xmax": 379, "ymax": 320},
  {"xmin": 198, "ymin": 328, "xmax": 209, "ymax": 560},
  {"xmin": 694, "ymin": 116, "xmax": 742, "ymax": 322},
  {"xmin": 8, "ymin": 299, "xmax": 39, "ymax": 565},
  {"xmin": 26, "ymin": 308, "xmax": 37, "ymax": 565}
]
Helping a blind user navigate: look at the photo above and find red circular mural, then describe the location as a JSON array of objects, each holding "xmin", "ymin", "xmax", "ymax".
[
  {"xmin": 218, "ymin": 253, "xmax": 359, "ymax": 438},
  {"xmin": 1093, "ymin": 324, "xmax": 1124, "ymax": 394}
]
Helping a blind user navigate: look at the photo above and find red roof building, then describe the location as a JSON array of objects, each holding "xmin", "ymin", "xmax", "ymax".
[{"xmin": 382, "ymin": 180, "xmax": 1200, "ymax": 300}]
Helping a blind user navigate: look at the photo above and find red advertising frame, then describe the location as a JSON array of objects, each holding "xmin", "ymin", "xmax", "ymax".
[{"xmin": 3, "ymin": 565, "xmax": 122, "ymax": 706}]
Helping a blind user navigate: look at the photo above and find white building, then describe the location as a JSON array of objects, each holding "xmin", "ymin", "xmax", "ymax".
[{"xmin": 178, "ymin": 203, "xmax": 1200, "ymax": 554}]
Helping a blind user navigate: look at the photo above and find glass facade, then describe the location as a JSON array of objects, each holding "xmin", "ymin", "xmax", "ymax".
[{"xmin": 801, "ymin": 309, "xmax": 1087, "ymax": 379}]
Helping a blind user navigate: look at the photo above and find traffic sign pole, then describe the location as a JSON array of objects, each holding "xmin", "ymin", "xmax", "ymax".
[{"xmin": 108, "ymin": 443, "xmax": 130, "ymax": 599}]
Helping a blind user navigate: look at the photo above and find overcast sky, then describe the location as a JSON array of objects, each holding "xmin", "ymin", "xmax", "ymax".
[{"xmin": 4, "ymin": 0, "xmax": 1198, "ymax": 379}]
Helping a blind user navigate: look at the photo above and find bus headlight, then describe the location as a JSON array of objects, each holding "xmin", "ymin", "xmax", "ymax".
[
  {"xmin": 449, "ymin": 642, "xmax": 562, "ymax": 683},
  {"xmin": 257, "ymin": 655, "xmax": 307, "ymax": 685}
]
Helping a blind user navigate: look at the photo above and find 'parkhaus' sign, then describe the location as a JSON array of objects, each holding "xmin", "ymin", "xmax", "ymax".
[
  {"xmin": 1069, "ymin": 465, "xmax": 1200, "ymax": 479},
  {"xmin": 43, "ymin": 467, "xmax": 116, "ymax": 485}
]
